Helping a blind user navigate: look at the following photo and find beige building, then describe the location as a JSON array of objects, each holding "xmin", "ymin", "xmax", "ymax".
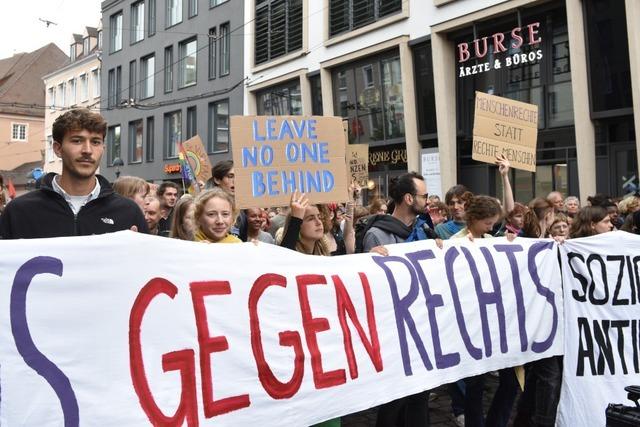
[
  {"xmin": 43, "ymin": 26, "xmax": 102, "ymax": 174},
  {"xmin": 242, "ymin": 0, "xmax": 640, "ymax": 201},
  {"xmin": 0, "ymin": 43, "xmax": 68, "ymax": 195}
]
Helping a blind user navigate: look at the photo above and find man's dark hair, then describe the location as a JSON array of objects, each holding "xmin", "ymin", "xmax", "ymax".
[
  {"xmin": 444, "ymin": 184, "xmax": 470, "ymax": 205},
  {"xmin": 157, "ymin": 181, "xmax": 179, "ymax": 197},
  {"xmin": 52, "ymin": 109, "xmax": 107, "ymax": 143},
  {"xmin": 388, "ymin": 172, "xmax": 424, "ymax": 205},
  {"xmin": 212, "ymin": 160, "xmax": 234, "ymax": 182}
]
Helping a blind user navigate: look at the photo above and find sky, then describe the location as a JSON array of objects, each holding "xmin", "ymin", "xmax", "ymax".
[{"xmin": 0, "ymin": 0, "xmax": 102, "ymax": 59}]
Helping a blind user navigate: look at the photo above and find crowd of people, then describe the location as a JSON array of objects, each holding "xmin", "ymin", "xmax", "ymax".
[{"xmin": 1, "ymin": 109, "xmax": 640, "ymax": 426}]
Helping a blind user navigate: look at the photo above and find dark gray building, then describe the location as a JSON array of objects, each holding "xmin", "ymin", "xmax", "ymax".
[{"xmin": 100, "ymin": 0, "xmax": 243, "ymax": 182}]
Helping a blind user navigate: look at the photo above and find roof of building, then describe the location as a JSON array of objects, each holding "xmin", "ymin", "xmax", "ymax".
[
  {"xmin": 86, "ymin": 26, "xmax": 98, "ymax": 37},
  {"xmin": 72, "ymin": 33, "xmax": 83, "ymax": 44},
  {"xmin": 0, "ymin": 43, "xmax": 68, "ymax": 117}
]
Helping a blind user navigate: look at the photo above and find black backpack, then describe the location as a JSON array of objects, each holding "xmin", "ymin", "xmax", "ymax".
[{"xmin": 354, "ymin": 214, "xmax": 381, "ymax": 253}]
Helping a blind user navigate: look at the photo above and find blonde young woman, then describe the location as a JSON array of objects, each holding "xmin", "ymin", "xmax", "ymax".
[
  {"xmin": 112, "ymin": 175, "xmax": 149, "ymax": 212},
  {"xmin": 193, "ymin": 188, "xmax": 241, "ymax": 244}
]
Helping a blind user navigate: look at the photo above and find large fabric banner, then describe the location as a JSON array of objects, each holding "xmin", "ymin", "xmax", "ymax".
[
  {"xmin": 557, "ymin": 231, "xmax": 640, "ymax": 427},
  {"xmin": 0, "ymin": 232, "xmax": 563, "ymax": 426}
]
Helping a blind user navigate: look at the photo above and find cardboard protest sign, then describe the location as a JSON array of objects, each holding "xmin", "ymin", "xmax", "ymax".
[
  {"xmin": 557, "ymin": 232, "xmax": 640, "ymax": 427},
  {"xmin": 231, "ymin": 116, "xmax": 349, "ymax": 209},
  {"xmin": 472, "ymin": 91, "xmax": 539, "ymax": 172},
  {"xmin": 348, "ymin": 144, "xmax": 369, "ymax": 187},
  {"xmin": 182, "ymin": 135, "xmax": 212, "ymax": 184},
  {"xmin": 0, "ymin": 232, "xmax": 565, "ymax": 426}
]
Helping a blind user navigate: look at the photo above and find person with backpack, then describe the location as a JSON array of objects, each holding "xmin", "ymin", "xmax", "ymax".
[{"xmin": 360, "ymin": 172, "xmax": 438, "ymax": 427}]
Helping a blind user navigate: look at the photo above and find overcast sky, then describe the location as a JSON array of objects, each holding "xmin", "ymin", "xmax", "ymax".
[{"xmin": 0, "ymin": 0, "xmax": 102, "ymax": 59}]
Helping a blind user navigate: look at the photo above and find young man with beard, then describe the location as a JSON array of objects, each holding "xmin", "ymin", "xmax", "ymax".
[
  {"xmin": 362, "ymin": 172, "xmax": 435, "ymax": 427},
  {"xmin": 0, "ymin": 109, "xmax": 147, "ymax": 239}
]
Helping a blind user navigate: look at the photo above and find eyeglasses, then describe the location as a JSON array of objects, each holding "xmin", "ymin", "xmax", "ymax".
[{"xmin": 413, "ymin": 193, "xmax": 429, "ymax": 201}]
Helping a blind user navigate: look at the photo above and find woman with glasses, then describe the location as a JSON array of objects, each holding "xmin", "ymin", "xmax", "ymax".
[{"xmin": 193, "ymin": 188, "xmax": 241, "ymax": 244}]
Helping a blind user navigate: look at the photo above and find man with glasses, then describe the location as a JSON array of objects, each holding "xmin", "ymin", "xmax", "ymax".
[{"xmin": 362, "ymin": 171, "xmax": 436, "ymax": 426}]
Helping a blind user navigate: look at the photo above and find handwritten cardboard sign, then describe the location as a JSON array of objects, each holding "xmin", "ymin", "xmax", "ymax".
[
  {"xmin": 182, "ymin": 135, "xmax": 212, "ymax": 183},
  {"xmin": 472, "ymin": 91, "xmax": 539, "ymax": 172},
  {"xmin": 231, "ymin": 116, "xmax": 348, "ymax": 209},
  {"xmin": 348, "ymin": 144, "xmax": 369, "ymax": 187}
]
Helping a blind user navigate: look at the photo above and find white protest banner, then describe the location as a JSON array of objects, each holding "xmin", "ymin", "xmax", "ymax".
[
  {"xmin": 557, "ymin": 231, "xmax": 640, "ymax": 427},
  {"xmin": 0, "ymin": 233, "xmax": 563, "ymax": 426}
]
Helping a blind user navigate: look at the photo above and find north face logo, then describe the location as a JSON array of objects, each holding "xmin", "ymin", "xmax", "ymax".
[{"xmin": 101, "ymin": 217, "xmax": 114, "ymax": 225}]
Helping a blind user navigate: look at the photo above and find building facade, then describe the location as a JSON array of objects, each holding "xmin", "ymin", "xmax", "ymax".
[
  {"xmin": 100, "ymin": 0, "xmax": 243, "ymax": 182},
  {"xmin": 243, "ymin": 0, "xmax": 640, "ymax": 202},
  {"xmin": 43, "ymin": 26, "xmax": 103, "ymax": 174},
  {"xmin": 0, "ymin": 43, "xmax": 68, "ymax": 195}
]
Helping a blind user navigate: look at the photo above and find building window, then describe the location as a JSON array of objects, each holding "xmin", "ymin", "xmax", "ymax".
[
  {"xmin": 188, "ymin": 0, "xmax": 197, "ymax": 17},
  {"xmin": 91, "ymin": 69, "xmax": 100, "ymax": 98},
  {"xmin": 110, "ymin": 12, "xmax": 123, "ymax": 53},
  {"xmin": 309, "ymin": 74, "xmax": 323, "ymax": 115},
  {"xmin": 46, "ymin": 135, "xmax": 54, "ymax": 162},
  {"xmin": 332, "ymin": 52, "xmax": 405, "ymax": 144},
  {"xmin": 164, "ymin": 110, "xmax": 182, "ymax": 158},
  {"xmin": 129, "ymin": 120, "xmax": 144, "ymax": 163},
  {"xmin": 164, "ymin": 46, "xmax": 173, "ymax": 92},
  {"xmin": 97, "ymin": 30, "xmax": 103, "ymax": 49},
  {"xmin": 329, "ymin": 0, "xmax": 402, "ymax": 37},
  {"xmin": 141, "ymin": 54, "xmax": 155, "ymax": 99},
  {"xmin": 413, "ymin": 42, "xmax": 437, "ymax": 137},
  {"xmin": 585, "ymin": 0, "xmax": 632, "ymax": 115},
  {"xmin": 255, "ymin": 0, "xmax": 303, "ymax": 65},
  {"xmin": 166, "ymin": 0, "xmax": 182, "ymax": 28},
  {"xmin": 131, "ymin": 1, "xmax": 145, "ymax": 43},
  {"xmin": 256, "ymin": 79, "xmax": 302, "ymax": 115},
  {"xmin": 178, "ymin": 38, "xmax": 197, "ymax": 88},
  {"xmin": 208, "ymin": 28, "xmax": 216, "ymax": 79},
  {"xmin": 107, "ymin": 125, "xmax": 121, "ymax": 166},
  {"xmin": 57, "ymin": 82, "xmax": 66, "ymax": 107},
  {"xmin": 129, "ymin": 60, "xmax": 137, "ymax": 101},
  {"xmin": 219, "ymin": 22, "xmax": 230, "ymax": 76},
  {"xmin": 148, "ymin": 0, "xmax": 156, "ymax": 36},
  {"xmin": 210, "ymin": 0, "xmax": 228, "ymax": 7},
  {"xmin": 48, "ymin": 87, "xmax": 56, "ymax": 109},
  {"xmin": 107, "ymin": 67, "xmax": 122, "ymax": 108},
  {"xmin": 11, "ymin": 123, "xmax": 28, "ymax": 141},
  {"xmin": 146, "ymin": 116, "xmax": 155, "ymax": 162},
  {"xmin": 68, "ymin": 78, "xmax": 77, "ymax": 106},
  {"xmin": 70, "ymin": 44, "xmax": 77, "ymax": 61},
  {"xmin": 79, "ymin": 73, "xmax": 88, "ymax": 101},
  {"xmin": 83, "ymin": 37, "xmax": 90, "ymax": 55},
  {"xmin": 208, "ymin": 100, "xmax": 229, "ymax": 153},
  {"xmin": 187, "ymin": 106, "xmax": 197, "ymax": 139}
]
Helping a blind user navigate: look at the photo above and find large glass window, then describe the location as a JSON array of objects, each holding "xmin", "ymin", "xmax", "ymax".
[
  {"xmin": 208, "ymin": 100, "xmax": 229, "ymax": 153},
  {"xmin": 166, "ymin": 0, "xmax": 182, "ymax": 27},
  {"xmin": 57, "ymin": 82, "xmax": 66, "ymax": 107},
  {"xmin": 585, "ymin": 0, "xmax": 632, "ymax": 114},
  {"xmin": 148, "ymin": 0, "xmax": 156, "ymax": 36},
  {"xmin": 309, "ymin": 74, "xmax": 323, "ymax": 115},
  {"xmin": 413, "ymin": 42, "xmax": 437, "ymax": 137},
  {"xmin": 110, "ymin": 12, "xmax": 123, "ymax": 53},
  {"xmin": 255, "ymin": 0, "xmax": 302, "ymax": 65},
  {"xmin": 219, "ymin": 22, "xmax": 230, "ymax": 76},
  {"xmin": 146, "ymin": 116, "xmax": 155, "ymax": 162},
  {"xmin": 188, "ymin": 0, "xmax": 197, "ymax": 17},
  {"xmin": 164, "ymin": 110, "xmax": 182, "ymax": 158},
  {"xmin": 129, "ymin": 60, "xmax": 137, "ymax": 101},
  {"xmin": 164, "ymin": 46, "xmax": 173, "ymax": 93},
  {"xmin": 187, "ymin": 106, "xmax": 197, "ymax": 139},
  {"xmin": 332, "ymin": 52, "xmax": 405, "ymax": 144},
  {"xmin": 131, "ymin": 1, "xmax": 145, "ymax": 43},
  {"xmin": 107, "ymin": 125, "xmax": 121, "ymax": 165},
  {"xmin": 208, "ymin": 28, "xmax": 216, "ymax": 79},
  {"xmin": 179, "ymin": 38, "xmax": 197, "ymax": 88},
  {"xmin": 129, "ymin": 120, "xmax": 143, "ymax": 163},
  {"xmin": 256, "ymin": 80, "xmax": 302, "ymax": 115},
  {"xmin": 92, "ymin": 69, "xmax": 100, "ymax": 98},
  {"xmin": 141, "ymin": 54, "xmax": 155, "ymax": 99},
  {"xmin": 79, "ymin": 74, "xmax": 88, "ymax": 101},
  {"xmin": 329, "ymin": 0, "xmax": 401, "ymax": 37},
  {"xmin": 68, "ymin": 78, "xmax": 76, "ymax": 106}
]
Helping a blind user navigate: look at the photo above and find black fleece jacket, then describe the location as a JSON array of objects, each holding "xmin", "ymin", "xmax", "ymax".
[{"xmin": 0, "ymin": 173, "xmax": 148, "ymax": 239}]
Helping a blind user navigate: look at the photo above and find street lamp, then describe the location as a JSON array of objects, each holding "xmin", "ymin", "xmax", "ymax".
[{"xmin": 112, "ymin": 157, "xmax": 124, "ymax": 179}]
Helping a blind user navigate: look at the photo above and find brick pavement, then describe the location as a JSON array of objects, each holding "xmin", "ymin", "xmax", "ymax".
[{"xmin": 342, "ymin": 374, "xmax": 518, "ymax": 426}]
